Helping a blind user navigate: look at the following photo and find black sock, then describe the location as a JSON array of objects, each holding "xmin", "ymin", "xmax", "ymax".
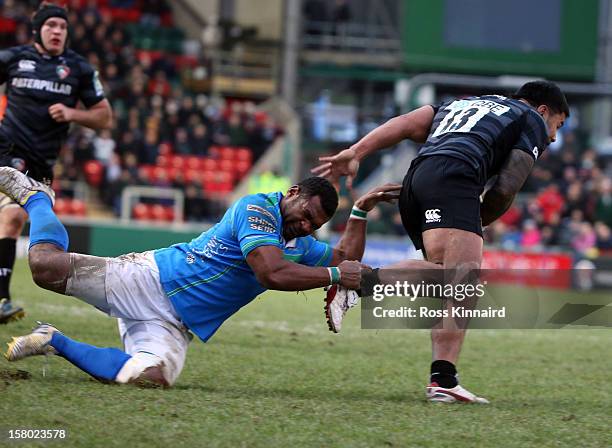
[
  {"xmin": 430, "ymin": 360, "xmax": 458, "ymax": 388},
  {"xmin": 0, "ymin": 238, "xmax": 16, "ymax": 300},
  {"xmin": 359, "ymin": 267, "xmax": 380, "ymax": 296}
]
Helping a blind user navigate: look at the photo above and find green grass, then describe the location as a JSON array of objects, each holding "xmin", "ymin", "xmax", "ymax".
[{"xmin": 1, "ymin": 259, "xmax": 610, "ymax": 448}]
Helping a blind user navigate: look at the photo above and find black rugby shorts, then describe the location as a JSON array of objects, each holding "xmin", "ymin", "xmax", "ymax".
[{"xmin": 399, "ymin": 155, "xmax": 484, "ymax": 250}]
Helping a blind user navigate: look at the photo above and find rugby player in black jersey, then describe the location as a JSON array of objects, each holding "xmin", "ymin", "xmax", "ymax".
[
  {"xmin": 0, "ymin": 3, "xmax": 112, "ymax": 323},
  {"xmin": 313, "ymin": 81, "xmax": 568, "ymax": 403}
]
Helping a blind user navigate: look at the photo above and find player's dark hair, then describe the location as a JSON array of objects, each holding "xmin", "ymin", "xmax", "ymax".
[
  {"xmin": 512, "ymin": 81, "xmax": 570, "ymax": 117},
  {"xmin": 31, "ymin": 3, "xmax": 69, "ymax": 50},
  {"xmin": 297, "ymin": 177, "xmax": 339, "ymax": 217}
]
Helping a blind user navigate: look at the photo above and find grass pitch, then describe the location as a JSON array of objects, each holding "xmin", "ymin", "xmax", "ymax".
[{"xmin": 1, "ymin": 259, "xmax": 610, "ymax": 447}]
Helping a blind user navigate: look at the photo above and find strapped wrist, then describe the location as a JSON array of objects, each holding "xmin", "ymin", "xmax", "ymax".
[
  {"xmin": 350, "ymin": 205, "xmax": 368, "ymax": 220},
  {"xmin": 327, "ymin": 267, "xmax": 341, "ymax": 284}
]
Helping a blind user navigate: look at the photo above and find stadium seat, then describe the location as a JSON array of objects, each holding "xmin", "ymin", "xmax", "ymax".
[
  {"xmin": 156, "ymin": 154, "xmax": 170, "ymax": 167},
  {"xmin": 152, "ymin": 166, "xmax": 168, "ymax": 183},
  {"xmin": 184, "ymin": 169, "xmax": 201, "ymax": 184},
  {"xmin": 208, "ymin": 146, "xmax": 221, "ymax": 158},
  {"xmin": 138, "ymin": 165, "xmax": 155, "ymax": 183},
  {"xmin": 53, "ymin": 198, "xmax": 69, "ymax": 216},
  {"xmin": 164, "ymin": 206, "xmax": 176, "ymax": 222},
  {"xmin": 218, "ymin": 159, "xmax": 234, "ymax": 173},
  {"xmin": 150, "ymin": 204, "xmax": 168, "ymax": 222},
  {"xmin": 201, "ymin": 158, "xmax": 217, "ymax": 171},
  {"xmin": 236, "ymin": 147, "xmax": 253, "ymax": 163},
  {"xmin": 200, "ymin": 170, "xmax": 215, "ymax": 185},
  {"xmin": 219, "ymin": 146, "xmax": 235, "ymax": 160},
  {"xmin": 158, "ymin": 142, "xmax": 173, "ymax": 155},
  {"xmin": 171, "ymin": 155, "xmax": 185, "ymax": 169},
  {"xmin": 132, "ymin": 203, "xmax": 152, "ymax": 221},
  {"xmin": 70, "ymin": 199, "xmax": 87, "ymax": 216},
  {"xmin": 235, "ymin": 160, "xmax": 252, "ymax": 178},
  {"xmin": 0, "ymin": 17, "xmax": 16, "ymax": 34},
  {"xmin": 186, "ymin": 156, "xmax": 202, "ymax": 170},
  {"xmin": 84, "ymin": 160, "xmax": 104, "ymax": 187}
]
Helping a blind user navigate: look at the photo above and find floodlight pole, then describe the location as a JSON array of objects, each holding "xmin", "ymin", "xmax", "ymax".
[{"xmin": 281, "ymin": 0, "xmax": 301, "ymax": 108}]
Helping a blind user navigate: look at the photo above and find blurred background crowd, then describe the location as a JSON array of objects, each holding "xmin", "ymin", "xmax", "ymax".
[
  {"xmin": 2, "ymin": 0, "xmax": 612, "ymax": 260},
  {"xmin": 1, "ymin": 0, "xmax": 282, "ymax": 221}
]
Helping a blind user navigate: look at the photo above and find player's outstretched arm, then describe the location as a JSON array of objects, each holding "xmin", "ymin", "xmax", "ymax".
[
  {"xmin": 246, "ymin": 245, "xmax": 362, "ymax": 291},
  {"xmin": 331, "ymin": 183, "xmax": 402, "ymax": 264},
  {"xmin": 312, "ymin": 106, "xmax": 434, "ymax": 188},
  {"xmin": 481, "ymin": 149, "xmax": 535, "ymax": 226},
  {"xmin": 48, "ymin": 98, "xmax": 113, "ymax": 129}
]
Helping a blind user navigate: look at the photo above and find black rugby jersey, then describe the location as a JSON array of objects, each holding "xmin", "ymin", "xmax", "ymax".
[
  {"xmin": 0, "ymin": 45, "xmax": 106, "ymax": 169},
  {"xmin": 417, "ymin": 95, "xmax": 549, "ymax": 183}
]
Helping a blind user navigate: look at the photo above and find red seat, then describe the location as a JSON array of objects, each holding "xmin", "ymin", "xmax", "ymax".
[
  {"xmin": 201, "ymin": 158, "xmax": 217, "ymax": 171},
  {"xmin": 235, "ymin": 147, "xmax": 252, "ymax": 163},
  {"xmin": 53, "ymin": 198, "xmax": 70, "ymax": 216},
  {"xmin": 184, "ymin": 169, "xmax": 201, "ymax": 184},
  {"xmin": 219, "ymin": 146, "xmax": 235, "ymax": 160},
  {"xmin": 218, "ymin": 159, "xmax": 234, "ymax": 173},
  {"xmin": 0, "ymin": 18, "xmax": 17, "ymax": 34},
  {"xmin": 186, "ymin": 156, "xmax": 201, "ymax": 170},
  {"xmin": 208, "ymin": 146, "xmax": 221, "ymax": 158},
  {"xmin": 234, "ymin": 160, "xmax": 251, "ymax": 178},
  {"xmin": 151, "ymin": 204, "xmax": 168, "ymax": 221},
  {"xmin": 84, "ymin": 160, "xmax": 104, "ymax": 187},
  {"xmin": 171, "ymin": 155, "xmax": 186, "ymax": 169},
  {"xmin": 156, "ymin": 154, "xmax": 170, "ymax": 167},
  {"xmin": 158, "ymin": 142, "xmax": 173, "ymax": 155},
  {"xmin": 166, "ymin": 166, "xmax": 182, "ymax": 182},
  {"xmin": 70, "ymin": 199, "xmax": 87, "ymax": 216},
  {"xmin": 138, "ymin": 165, "xmax": 155, "ymax": 182},
  {"xmin": 164, "ymin": 206, "xmax": 176, "ymax": 222},
  {"xmin": 132, "ymin": 203, "xmax": 152, "ymax": 221}
]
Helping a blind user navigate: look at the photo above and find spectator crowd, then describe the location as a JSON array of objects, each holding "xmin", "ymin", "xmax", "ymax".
[
  {"xmin": 2, "ymin": 1, "xmax": 612, "ymax": 259},
  {"xmin": 1, "ymin": 0, "xmax": 281, "ymax": 221}
]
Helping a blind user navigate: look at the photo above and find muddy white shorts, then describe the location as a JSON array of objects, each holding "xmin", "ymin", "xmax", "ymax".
[{"xmin": 65, "ymin": 251, "xmax": 191, "ymax": 385}]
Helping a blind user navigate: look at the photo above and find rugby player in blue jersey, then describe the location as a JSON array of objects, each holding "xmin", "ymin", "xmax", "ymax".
[{"xmin": 1, "ymin": 167, "xmax": 399, "ymax": 387}]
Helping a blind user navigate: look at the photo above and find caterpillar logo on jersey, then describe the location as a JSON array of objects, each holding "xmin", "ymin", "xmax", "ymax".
[
  {"xmin": 425, "ymin": 208, "xmax": 442, "ymax": 223},
  {"xmin": 11, "ymin": 77, "xmax": 72, "ymax": 95}
]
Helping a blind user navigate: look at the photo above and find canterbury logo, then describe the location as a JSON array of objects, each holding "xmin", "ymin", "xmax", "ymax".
[
  {"xmin": 425, "ymin": 209, "xmax": 441, "ymax": 223},
  {"xmin": 532, "ymin": 146, "xmax": 539, "ymax": 159}
]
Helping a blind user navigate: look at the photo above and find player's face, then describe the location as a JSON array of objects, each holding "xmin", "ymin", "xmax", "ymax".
[
  {"xmin": 539, "ymin": 106, "xmax": 566, "ymax": 144},
  {"xmin": 282, "ymin": 189, "xmax": 329, "ymax": 241},
  {"xmin": 41, "ymin": 17, "xmax": 68, "ymax": 55}
]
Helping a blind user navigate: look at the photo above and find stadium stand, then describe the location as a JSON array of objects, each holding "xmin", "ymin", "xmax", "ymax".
[
  {"xmin": 0, "ymin": 0, "xmax": 282, "ymax": 222},
  {"xmin": 2, "ymin": 0, "xmax": 612, "ymax": 258}
]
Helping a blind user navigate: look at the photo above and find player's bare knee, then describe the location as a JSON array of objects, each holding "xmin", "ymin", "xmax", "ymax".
[
  {"xmin": 28, "ymin": 249, "xmax": 68, "ymax": 291},
  {"xmin": 115, "ymin": 354, "xmax": 175, "ymax": 388},
  {"xmin": 0, "ymin": 207, "xmax": 27, "ymax": 238},
  {"xmin": 136, "ymin": 366, "xmax": 171, "ymax": 388},
  {"xmin": 28, "ymin": 250, "xmax": 49, "ymax": 285}
]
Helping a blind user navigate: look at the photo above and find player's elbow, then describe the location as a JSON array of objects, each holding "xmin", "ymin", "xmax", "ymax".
[
  {"xmin": 254, "ymin": 270, "xmax": 278, "ymax": 289},
  {"xmin": 495, "ymin": 185, "xmax": 517, "ymax": 204},
  {"xmin": 256, "ymin": 269, "xmax": 288, "ymax": 290}
]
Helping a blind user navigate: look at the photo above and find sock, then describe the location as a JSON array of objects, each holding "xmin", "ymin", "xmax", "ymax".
[
  {"xmin": 359, "ymin": 267, "xmax": 380, "ymax": 296},
  {"xmin": 430, "ymin": 360, "xmax": 458, "ymax": 388},
  {"xmin": 50, "ymin": 332, "xmax": 131, "ymax": 381},
  {"xmin": 0, "ymin": 238, "xmax": 16, "ymax": 300},
  {"xmin": 23, "ymin": 192, "xmax": 69, "ymax": 251}
]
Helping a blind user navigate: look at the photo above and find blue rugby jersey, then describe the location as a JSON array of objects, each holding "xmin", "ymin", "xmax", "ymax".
[{"xmin": 154, "ymin": 192, "xmax": 333, "ymax": 342}]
